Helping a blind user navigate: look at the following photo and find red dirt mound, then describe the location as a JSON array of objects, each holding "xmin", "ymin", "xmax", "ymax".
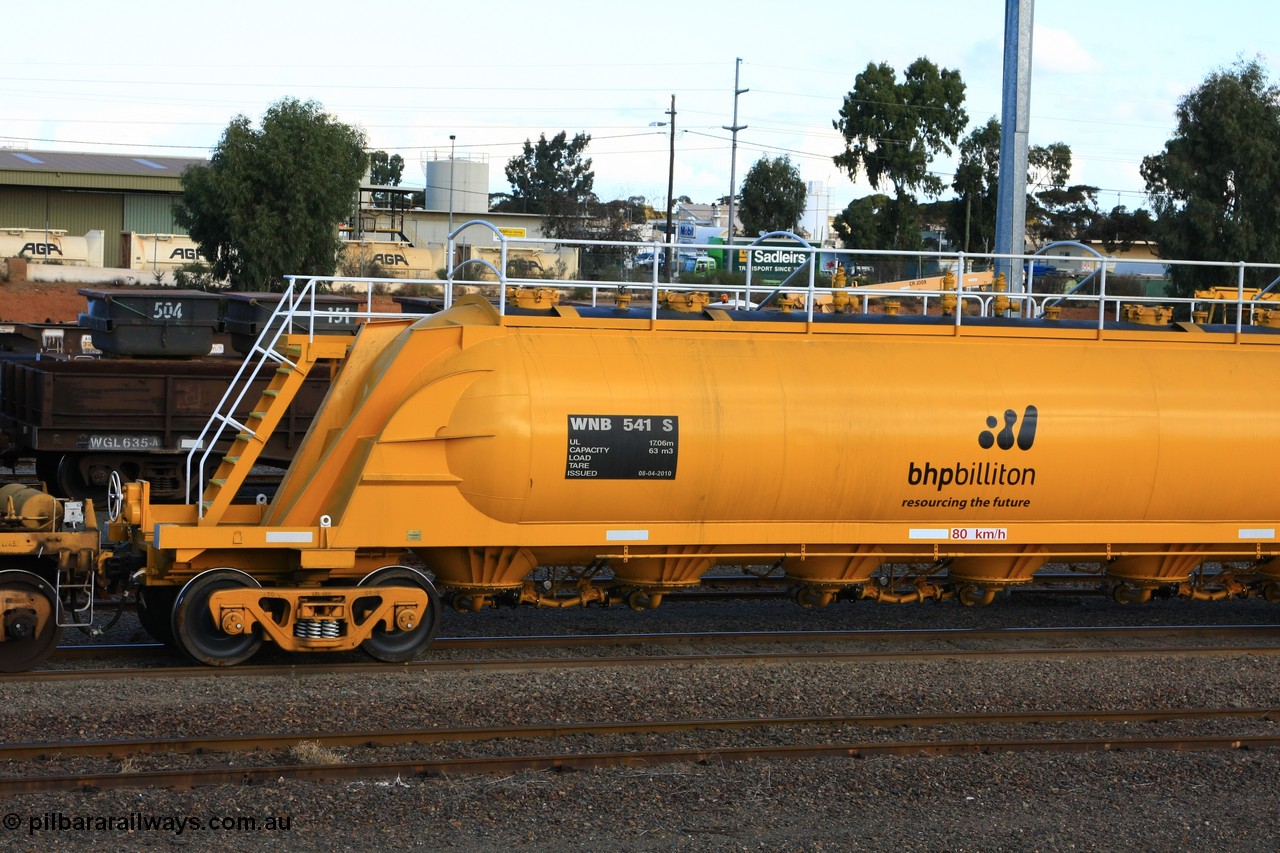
[{"xmin": 0, "ymin": 278, "xmax": 87, "ymax": 324}]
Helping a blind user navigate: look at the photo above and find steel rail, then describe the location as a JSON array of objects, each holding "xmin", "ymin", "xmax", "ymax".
[
  {"xmin": 437, "ymin": 623, "xmax": 1280, "ymax": 648},
  {"xmin": 52, "ymin": 622, "xmax": 1280, "ymax": 658},
  {"xmin": 49, "ymin": 617, "xmax": 1280, "ymax": 666},
  {"xmin": 25, "ymin": 643, "xmax": 1280, "ymax": 683},
  {"xmin": 4, "ymin": 706, "xmax": 1276, "ymax": 762},
  {"xmin": 4, "ymin": 732, "xmax": 1279, "ymax": 794}
]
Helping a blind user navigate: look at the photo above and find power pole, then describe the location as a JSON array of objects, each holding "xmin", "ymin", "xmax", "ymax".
[
  {"xmin": 723, "ymin": 58, "xmax": 748, "ymax": 249},
  {"xmin": 994, "ymin": 0, "xmax": 1034, "ymax": 292},
  {"xmin": 664, "ymin": 94, "xmax": 676, "ymax": 280}
]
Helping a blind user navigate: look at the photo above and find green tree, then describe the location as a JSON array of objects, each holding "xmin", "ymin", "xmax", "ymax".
[
  {"xmin": 1025, "ymin": 142, "xmax": 1099, "ymax": 246},
  {"xmin": 578, "ymin": 200, "xmax": 644, "ymax": 276},
  {"xmin": 175, "ymin": 98, "xmax": 367, "ymax": 291},
  {"xmin": 834, "ymin": 193, "xmax": 896, "ymax": 248},
  {"xmin": 832, "ymin": 58, "xmax": 966, "ymax": 259},
  {"xmin": 918, "ymin": 198, "xmax": 955, "ymax": 249},
  {"xmin": 950, "ymin": 119, "xmax": 1097, "ymax": 252},
  {"xmin": 1141, "ymin": 58, "xmax": 1280, "ymax": 297},
  {"xmin": 368, "ymin": 150, "xmax": 411, "ymax": 207},
  {"xmin": 368, "ymin": 150, "xmax": 404, "ymax": 186},
  {"xmin": 736, "ymin": 154, "xmax": 807, "ymax": 237},
  {"xmin": 493, "ymin": 131, "xmax": 595, "ymax": 239},
  {"xmin": 833, "ymin": 193, "xmax": 920, "ymax": 281},
  {"xmin": 1079, "ymin": 205, "xmax": 1156, "ymax": 253},
  {"xmin": 833, "ymin": 58, "xmax": 968, "ymax": 202},
  {"xmin": 950, "ymin": 118, "xmax": 1002, "ymax": 252},
  {"xmin": 624, "ymin": 195, "xmax": 653, "ymax": 224}
]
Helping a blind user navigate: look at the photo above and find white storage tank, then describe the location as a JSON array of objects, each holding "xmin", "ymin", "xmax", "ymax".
[
  {"xmin": 0, "ymin": 228, "xmax": 103, "ymax": 267},
  {"xmin": 124, "ymin": 232, "xmax": 201, "ymax": 271},
  {"xmin": 425, "ymin": 156, "xmax": 488, "ymax": 215}
]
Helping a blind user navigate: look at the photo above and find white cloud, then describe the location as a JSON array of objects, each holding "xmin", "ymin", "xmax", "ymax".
[{"xmin": 1033, "ymin": 26, "xmax": 1102, "ymax": 74}]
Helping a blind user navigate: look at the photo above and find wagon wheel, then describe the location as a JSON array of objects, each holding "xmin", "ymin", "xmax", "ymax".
[
  {"xmin": 355, "ymin": 566, "xmax": 441, "ymax": 662},
  {"xmin": 55, "ymin": 455, "xmax": 100, "ymax": 503},
  {"xmin": 0, "ymin": 570, "xmax": 63, "ymax": 673},
  {"xmin": 172, "ymin": 569, "xmax": 263, "ymax": 666}
]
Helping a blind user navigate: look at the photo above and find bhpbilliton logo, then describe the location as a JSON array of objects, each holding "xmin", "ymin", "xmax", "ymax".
[
  {"xmin": 905, "ymin": 405, "xmax": 1040, "ymax": 493},
  {"xmin": 978, "ymin": 405, "xmax": 1038, "ymax": 451}
]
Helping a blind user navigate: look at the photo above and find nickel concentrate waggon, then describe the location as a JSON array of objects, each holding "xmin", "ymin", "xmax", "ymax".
[{"xmin": 5, "ymin": 224, "xmax": 1280, "ymax": 671}]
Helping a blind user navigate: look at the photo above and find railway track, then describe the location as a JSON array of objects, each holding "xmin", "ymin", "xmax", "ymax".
[
  {"xmin": 3, "ymin": 705, "xmax": 1277, "ymax": 794},
  {"xmin": 29, "ymin": 645, "xmax": 1280, "ymax": 683},
  {"xmin": 8, "ymin": 618, "xmax": 1280, "ymax": 821},
  {"xmin": 36, "ymin": 623, "xmax": 1280, "ymax": 680}
]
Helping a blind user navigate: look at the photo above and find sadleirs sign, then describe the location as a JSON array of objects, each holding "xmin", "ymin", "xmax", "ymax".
[{"xmin": 727, "ymin": 240, "xmax": 821, "ymax": 279}]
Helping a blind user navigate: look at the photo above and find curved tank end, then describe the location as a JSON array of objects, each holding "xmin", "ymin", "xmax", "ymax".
[{"xmin": 409, "ymin": 294, "xmax": 501, "ymax": 330}]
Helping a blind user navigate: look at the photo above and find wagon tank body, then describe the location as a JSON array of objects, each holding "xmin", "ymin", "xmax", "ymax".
[
  {"xmin": 261, "ymin": 303, "xmax": 1280, "ymax": 562},
  {"xmin": 106, "ymin": 284, "xmax": 1280, "ymax": 665}
]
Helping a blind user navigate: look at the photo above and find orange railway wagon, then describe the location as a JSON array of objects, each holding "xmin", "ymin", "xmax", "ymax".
[{"xmin": 7, "ymin": 231, "xmax": 1280, "ymax": 669}]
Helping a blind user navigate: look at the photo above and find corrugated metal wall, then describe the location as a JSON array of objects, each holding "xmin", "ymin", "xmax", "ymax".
[
  {"xmin": 123, "ymin": 194, "xmax": 183, "ymax": 235},
  {"xmin": 0, "ymin": 187, "xmax": 57, "ymax": 230},
  {"xmin": 0, "ymin": 187, "xmax": 184, "ymax": 269},
  {"xmin": 60, "ymin": 191, "xmax": 126, "ymax": 268}
]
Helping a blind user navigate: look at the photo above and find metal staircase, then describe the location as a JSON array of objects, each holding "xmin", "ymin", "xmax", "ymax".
[{"xmin": 185, "ymin": 280, "xmax": 352, "ymax": 524}]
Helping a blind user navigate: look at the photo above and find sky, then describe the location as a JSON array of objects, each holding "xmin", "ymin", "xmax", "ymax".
[{"xmin": 4, "ymin": 1, "xmax": 1276, "ymax": 221}]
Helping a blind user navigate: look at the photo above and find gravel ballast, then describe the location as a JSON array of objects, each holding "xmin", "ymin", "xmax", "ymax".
[{"xmin": 4, "ymin": 593, "xmax": 1280, "ymax": 851}]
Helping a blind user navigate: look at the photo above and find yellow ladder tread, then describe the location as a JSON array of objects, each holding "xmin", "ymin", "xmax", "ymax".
[{"xmin": 199, "ymin": 320, "xmax": 335, "ymax": 524}]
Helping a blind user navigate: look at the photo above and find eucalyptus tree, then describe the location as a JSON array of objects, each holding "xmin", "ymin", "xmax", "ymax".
[
  {"xmin": 832, "ymin": 57, "xmax": 967, "ymax": 251},
  {"xmin": 737, "ymin": 154, "xmax": 807, "ymax": 237},
  {"xmin": 494, "ymin": 131, "xmax": 596, "ymax": 240},
  {"xmin": 175, "ymin": 97, "xmax": 368, "ymax": 291},
  {"xmin": 951, "ymin": 119, "xmax": 1097, "ymax": 252},
  {"xmin": 1141, "ymin": 58, "xmax": 1280, "ymax": 296}
]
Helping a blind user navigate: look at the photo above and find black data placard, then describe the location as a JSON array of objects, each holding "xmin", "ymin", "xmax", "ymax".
[{"xmin": 565, "ymin": 415, "xmax": 679, "ymax": 479}]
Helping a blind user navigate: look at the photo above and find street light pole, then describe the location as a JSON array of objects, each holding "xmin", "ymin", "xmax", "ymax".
[
  {"xmin": 447, "ymin": 134, "xmax": 456, "ymax": 271},
  {"xmin": 664, "ymin": 94, "xmax": 675, "ymax": 280}
]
